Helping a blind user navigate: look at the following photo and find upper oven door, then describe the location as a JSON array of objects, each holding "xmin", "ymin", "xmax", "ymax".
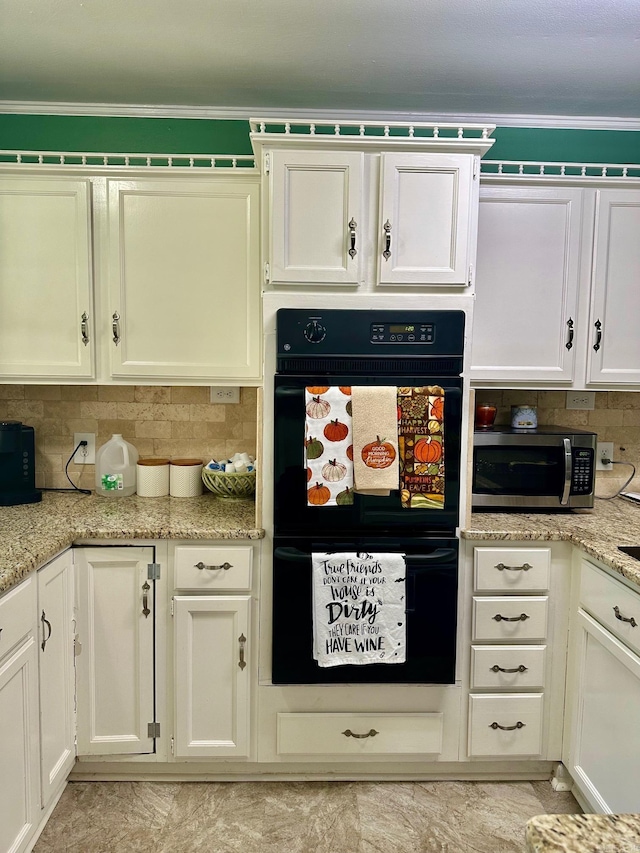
[{"xmin": 274, "ymin": 374, "xmax": 462, "ymax": 536}]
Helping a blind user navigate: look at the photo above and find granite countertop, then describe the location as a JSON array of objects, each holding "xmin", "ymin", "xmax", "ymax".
[
  {"xmin": 526, "ymin": 813, "xmax": 640, "ymax": 853},
  {"xmin": 463, "ymin": 495, "xmax": 640, "ymax": 590},
  {"xmin": 0, "ymin": 491, "xmax": 264, "ymax": 595}
]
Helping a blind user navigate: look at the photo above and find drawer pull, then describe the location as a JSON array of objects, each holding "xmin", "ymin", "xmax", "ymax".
[
  {"xmin": 490, "ymin": 664, "xmax": 528, "ymax": 674},
  {"xmin": 495, "ymin": 562, "xmax": 532, "ymax": 572},
  {"xmin": 489, "ymin": 721, "xmax": 525, "ymax": 731},
  {"xmin": 41, "ymin": 610, "xmax": 52, "ymax": 652},
  {"xmin": 613, "ymin": 605, "xmax": 638, "ymax": 628},
  {"xmin": 342, "ymin": 728, "xmax": 379, "ymax": 739},
  {"xmin": 238, "ymin": 634, "xmax": 247, "ymax": 670},
  {"xmin": 493, "ymin": 613, "xmax": 529, "ymax": 622},
  {"xmin": 195, "ymin": 561, "xmax": 232, "ymax": 571}
]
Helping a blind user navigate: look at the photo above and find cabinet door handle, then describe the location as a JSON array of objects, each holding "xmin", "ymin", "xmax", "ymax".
[
  {"xmin": 81, "ymin": 312, "xmax": 90, "ymax": 346},
  {"xmin": 565, "ymin": 317, "xmax": 574, "ymax": 350},
  {"xmin": 238, "ymin": 633, "xmax": 247, "ymax": 670},
  {"xmin": 142, "ymin": 581, "xmax": 150, "ymax": 618},
  {"xmin": 195, "ymin": 561, "xmax": 232, "ymax": 571},
  {"xmin": 342, "ymin": 728, "xmax": 379, "ymax": 739},
  {"xmin": 613, "ymin": 605, "xmax": 638, "ymax": 627},
  {"xmin": 491, "ymin": 664, "xmax": 528, "ymax": 673},
  {"xmin": 493, "ymin": 613, "xmax": 529, "ymax": 622},
  {"xmin": 593, "ymin": 319, "xmax": 602, "ymax": 352},
  {"xmin": 41, "ymin": 610, "xmax": 52, "ymax": 652},
  {"xmin": 495, "ymin": 562, "xmax": 532, "ymax": 572},
  {"xmin": 112, "ymin": 311, "xmax": 121, "ymax": 345},
  {"xmin": 348, "ymin": 217, "xmax": 357, "ymax": 259},
  {"xmin": 489, "ymin": 721, "xmax": 525, "ymax": 731},
  {"xmin": 382, "ymin": 220, "xmax": 392, "ymax": 260}
]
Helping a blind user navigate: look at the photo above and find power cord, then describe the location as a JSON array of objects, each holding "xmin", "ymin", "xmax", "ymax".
[
  {"xmin": 42, "ymin": 440, "xmax": 92, "ymax": 495},
  {"xmin": 595, "ymin": 458, "xmax": 636, "ymax": 501}
]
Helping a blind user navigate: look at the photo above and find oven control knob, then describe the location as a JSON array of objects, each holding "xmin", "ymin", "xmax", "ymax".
[{"xmin": 303, "ymin": 320, "xmax": 327, "ymax": 343}]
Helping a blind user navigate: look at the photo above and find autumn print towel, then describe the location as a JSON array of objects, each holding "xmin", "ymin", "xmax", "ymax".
[
  {"xmin": 304, "ymin": 386, "xmax": 354, "ymax": 507},
  {"xmin": 312, "ymin": 551, "xmax": 406, "ymax": 667},
  {"xmin": 397, "ymin": 386, "xmax": 445, "ymax": 509},
  {"xmin": 351, "ymin": 386, "xmax": 399, "ymax": 495}
]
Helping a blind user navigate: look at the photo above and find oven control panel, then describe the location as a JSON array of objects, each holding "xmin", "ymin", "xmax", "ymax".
[{"xmin": 371, "ymin": 322, "xmax": 434, "ymax": 344}]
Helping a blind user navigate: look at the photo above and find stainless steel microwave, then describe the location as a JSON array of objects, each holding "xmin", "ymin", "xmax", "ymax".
[{"xmin": 472, "ymin": 426, "xmax": 597, "ymax": 510}]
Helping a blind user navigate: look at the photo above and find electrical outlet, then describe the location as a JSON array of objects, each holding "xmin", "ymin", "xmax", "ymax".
[
  {"xmin": 566, "ymin": 391, "xmax": 596, "ymax": 410},
  {"xmin": 596, "ymin": 441, "xmax": 614, "ymax": 471},
  {"xmin": 210, "ymin": 386, "xmax": 240, "ymax": 404},
  {"xmin": 73, "ymin": 432, "xmax": 96, "ymax": 464}
]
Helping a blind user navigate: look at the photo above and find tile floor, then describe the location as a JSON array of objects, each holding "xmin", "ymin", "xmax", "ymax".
[{"xmin": 34, "ymin": 779, "xmax": 581, "ymax": 852}]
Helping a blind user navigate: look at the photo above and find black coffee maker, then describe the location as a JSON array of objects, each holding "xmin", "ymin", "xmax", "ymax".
[{"xmin": 0, "ymin": 421, "xmax": 42, "ymax": 506}]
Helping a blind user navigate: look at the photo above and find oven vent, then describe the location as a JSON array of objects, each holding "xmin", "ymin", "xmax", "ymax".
[{"xmin": 277, "ymin": 357, "xmax": 463, "ymax": 375}]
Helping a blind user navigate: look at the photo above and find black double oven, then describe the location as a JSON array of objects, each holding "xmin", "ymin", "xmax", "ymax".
[{"xmin": 272, "ymin": 309, "xmax": 465, "ymax": 685}]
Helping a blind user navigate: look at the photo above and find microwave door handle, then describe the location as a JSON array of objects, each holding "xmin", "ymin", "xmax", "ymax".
[{"xmin": 561, "ymin": 438, "xmax": 572, "ymax": 506}]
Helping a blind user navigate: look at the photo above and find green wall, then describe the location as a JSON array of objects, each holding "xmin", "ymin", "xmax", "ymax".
[{"xmin": 1, "ymin": 113, "xmax": 639, "ymax": 163}]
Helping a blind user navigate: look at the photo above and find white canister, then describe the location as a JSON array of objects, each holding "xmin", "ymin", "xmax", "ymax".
[
  {"xmin": 511, "ymin": 405, "xmax": 538, "ymax": 429},
  {"xmin": 170, "ymin": 458, "xmax": 203, "ymax": 497},
  {"xmin": 136, "ymin": 458, "xmax": 170, "ymax": 497}
]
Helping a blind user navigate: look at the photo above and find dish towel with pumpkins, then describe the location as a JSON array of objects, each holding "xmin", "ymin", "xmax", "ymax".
[
  {"xmin": 312, "ymin": 551, "xmax": 407, "ymax": 667},
  {"xmin": 397, "ymin": 386, "xmax": 445, "ymax": 509},
  {"xmin": 351, "ymin": 386, "xmax": 399, "ymax": 495},
  {"xmin": 304, "ymin": 386, "xmax": 354, "ymax": 507}
]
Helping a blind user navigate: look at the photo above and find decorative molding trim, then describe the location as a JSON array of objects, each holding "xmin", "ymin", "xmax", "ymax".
[
  {"xmin": 481, "ymin": 160, "xmax": 640, "ymax": 182},
  {"xmin": 0, "ymin": 149, "xmax": 257, "ymax": 170},
  {"xmin": 1, "ymin": 100, "xmax": 639, "ymax": 131}
]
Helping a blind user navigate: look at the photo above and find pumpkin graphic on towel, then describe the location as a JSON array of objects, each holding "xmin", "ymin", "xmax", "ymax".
[
  {"xmin": 306, "ymin": 386, "xmax": 330, "ymax": 395},
  {"xmin": 305, "ymin": 436, "xmax": 324, "ymax": 460},
  {"xmin": 322, "ymin": 459, "xmax": 347, "ymax": 482},
  {"xmin": 336, "ymin": 486, "xmax": 354, "ymax": 505},
  {"xmin": 306, "ymin": 396, "xmax": 331, "ymax": 419},
  {"xmin": 414, "ymin": 436, "xmax": 442, "ymax": 464},
  {"xmin": 307, "ymin": 482, "xmax": 331, "ymax": 505},
  {"xmin": 361, "ymin": 436, "xmax": 396, "ymax": 469},
  {"xmin": 323, "ymin": 419, "xmax": 349, "ymax": 442}
]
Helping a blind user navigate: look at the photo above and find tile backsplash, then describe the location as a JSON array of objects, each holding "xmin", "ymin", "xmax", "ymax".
[
  {"xmin": 0, "ymin": 385, "xmax": 258, "ymax": 490},
  {"xmin": 475, "ymin": 389, "xmax": 640, "ymax": 495}
]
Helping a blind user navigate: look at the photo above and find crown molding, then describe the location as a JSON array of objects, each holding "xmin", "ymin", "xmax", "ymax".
[{"xmin": 1, "ymin": 100, "xmax": 640, "ymax": 131}]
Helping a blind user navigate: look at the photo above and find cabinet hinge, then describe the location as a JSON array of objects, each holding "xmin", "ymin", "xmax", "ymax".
[
  {"xmin": 468, "ymin": 264, "xmax": 474, "ymax": 286},
  {"xmin": 264, "ymin": 262, "xmax": 271, "ymax": 285},
  {"xmin": 473, "ymin": 156, "xmax": 479, "ymax": 179},
  {"xmin": 147, "ymin": 562, "xmax": 161, "ymax": 580},
  {"xmin": 264, "ymin": 151, "xmax": 271, "ymax": 174},
  {"xmin": 148, "ymin": 722, "xmax": 160, "ymax": 739}
]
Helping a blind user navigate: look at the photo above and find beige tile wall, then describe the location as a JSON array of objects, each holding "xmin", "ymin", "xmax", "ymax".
[
  {"xmin": 475, "ymin": 389, "xmax": 640, "ymax": 494},
  {"xmin": 0, "ymin": 385, "xmax": 258, "ymax": 490}
]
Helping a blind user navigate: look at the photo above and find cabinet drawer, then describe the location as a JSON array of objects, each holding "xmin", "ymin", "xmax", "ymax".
[
  {"xmin": 174, "ymin": 546, "xmax": 252, "ymax": 590},
  {"xmin": 473, "ymin": 596, "xmax": 548, "ymax": 641},
  {"xmin": 474, "ymin": 547, "xmax": 550, "ymax": 592},
  {"xmin": 468, "ymin": 694, "xmax": 544, "ymax": 757},
  {"xmin": 0, "ymin": 577, "xmax": 35, "ymax": 659},
  {"xmin": 580, "ymin": 561, "xmax": 640, "ymax": 657},
  {"xmin": 277, "ymin": 713, "xmax": 443, "ymax": 756},
  {"xmin": 471, "ymin": 645, "xmax": 546, "ymax": 689}
]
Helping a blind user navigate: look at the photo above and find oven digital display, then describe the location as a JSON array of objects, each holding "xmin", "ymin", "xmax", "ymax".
[{"xmin": 370, "ymin": 322, "xmax": 434, "ymax": 343}]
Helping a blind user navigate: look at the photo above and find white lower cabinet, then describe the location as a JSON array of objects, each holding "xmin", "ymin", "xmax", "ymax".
[
  {"xmin": 37, "ymin": 551, "xmax": 75, "ymax": 807},
  {"xmin": 0, "ymin": 577, "xmax": 39, "ymax": 853},
  {"xmin": 564, "ymin": 557, "xmax": 640, "ymax": 812},
  {"xmin": 173, "ymin": 595, "xmax": 251, "ymax": 758},
  {"xmin": 75, "ymin": 546, "xmax": 156, "ymax": 756}
]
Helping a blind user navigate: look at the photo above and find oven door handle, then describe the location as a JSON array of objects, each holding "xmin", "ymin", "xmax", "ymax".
[
  {"xmin": 274, "ymin": 547, "xmax": 457, "ymax": 564},
  {"xmin": 560, "ymin": 437, "xmax": 572, "ymax": 506}
]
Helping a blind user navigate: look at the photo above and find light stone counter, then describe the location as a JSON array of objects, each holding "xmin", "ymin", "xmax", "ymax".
[
  {"xmin": 464, "ymin": 496, "xmax": 640, "ymax": 590},
  {"xmin": 526, "ymin": 813, "xmax": 640, "ymax": 853},
  {"xmin": 0, "ymin": 491, "xmax": 263, "ymax": 595}
]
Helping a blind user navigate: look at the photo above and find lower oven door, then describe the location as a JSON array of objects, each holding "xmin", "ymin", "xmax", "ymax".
[{"xmin": 272, "ymin": 537, "xmax": 458, "ymax": 685}]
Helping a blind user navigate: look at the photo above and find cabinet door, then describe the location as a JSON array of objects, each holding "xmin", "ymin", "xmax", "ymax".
[
  {"xmin": 38, "ymin": 551, "xmax": 75, "ymax": 806},
  {"xmin": 106, "ymin": 178, "xmax": 260, "ymax": 381},
  {"xmin": 471, "ymin": 187, "xmax": 584, "ymax": 384},
  {"xmin": 0, "ymin": 639, "xmax": 40, "ymax": 853},
  {"xmin": 378, "ymin": 153, "xmax": 474, "ymax": 286},
  {"xmin": 75, "ymin": 547, "xmax": 155, "ymax": 755},
  {"xmin": 173, "ymin": 595, "xmax": 250, "ymax": 758},
  {"xmin": 565, "ymin": 608, "xmax": 640, "ymax": 812},
  {"xmin": 0, "ymin": 177, "xmax": 94, "ymax": 380},
  {"xmin": 269, "ymin": 150, "xmax": 364, "ymax": 285},
  {"xmin": 587, "ymin": 190, "xmax": 640, "ymax": 385}
]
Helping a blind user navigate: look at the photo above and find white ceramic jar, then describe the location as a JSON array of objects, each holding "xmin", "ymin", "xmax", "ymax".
[
  {"xmin": 136, "ymin": 458, "xmax": 170, "ymax": 497},
  {"xmin": 170, "ymin": 458, "xmax": 203, "ymax": 497}
]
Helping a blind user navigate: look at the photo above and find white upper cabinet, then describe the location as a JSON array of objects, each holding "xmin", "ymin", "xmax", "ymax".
[
  {"xmin": 269, "ymin": 150, "xmax": 364, "ymax": 286},
  {"xmin": 378, "ymin": 153, "xmax": 475, "ymax": 286},
  {"xmin": 471, "ymin": 187, "xmax": 585, "ymax": 384},
  {"xmin": 106, "ymin": 178, "xmax": 261, "ymax": 382},
  {"xmin": 0, "ymin": 177, "xmax": 94, "ymax": 381},
  {"xmin": 587, "ymin": 190, "xmax": 640, "ymax": 385}
]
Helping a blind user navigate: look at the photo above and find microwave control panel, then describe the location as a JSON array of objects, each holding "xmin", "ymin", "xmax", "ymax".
[{"xmin": 571, "ymin": 448, "xmax": 595, "ymax": 494}]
